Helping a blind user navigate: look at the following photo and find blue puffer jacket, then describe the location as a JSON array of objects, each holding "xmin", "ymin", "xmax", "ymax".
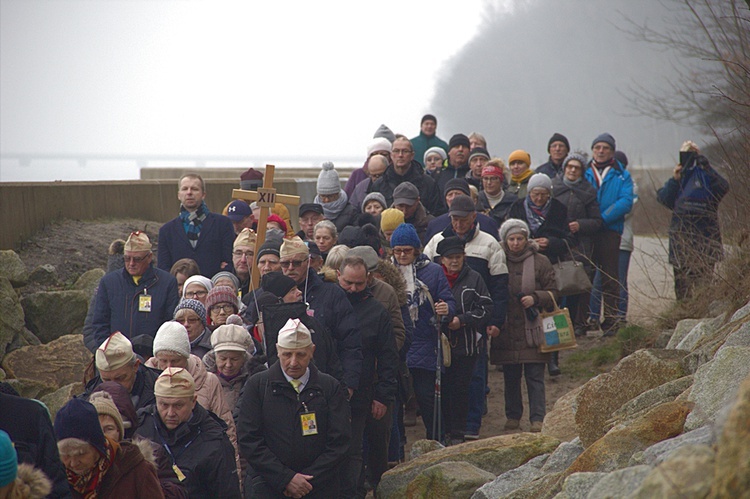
[
  {"xmin": 85, "ymin": 265, "xmax": 179, "ymax": 351},
  {"xmin": 585, "ymin": 161, "xmax": 634, "ymax": 234},
  {"xmin": 402, "ymin": 255, "xmax": 456, "ymax": 371}
]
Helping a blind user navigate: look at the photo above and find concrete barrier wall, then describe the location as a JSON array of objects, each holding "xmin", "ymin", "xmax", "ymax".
[{"xmin": 0, "ymin": 178, "xmax": 304, "ymax": 250}]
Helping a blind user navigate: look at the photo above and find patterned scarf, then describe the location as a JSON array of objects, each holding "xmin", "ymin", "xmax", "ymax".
[
  {"xmin": 524, "ymin": 196, "xmax": 551, "ymax": 234},
  {"xmin": 395, "ymin": 256, "xmax": 429, "ymax": 323},
  {"xmin": 590, "ymin": 157, "xmax": 616, "ymax": 188},
  {"xmin": 66, "ymin": 438, "xmax": 118, "ymax": 498},
  {"xmin": 179, "ymin": 201, "xmax": 209, "ymax": 248},
  {"xmin": 314, "ymin": 190, "xmax": 349, "ymax": 220}
]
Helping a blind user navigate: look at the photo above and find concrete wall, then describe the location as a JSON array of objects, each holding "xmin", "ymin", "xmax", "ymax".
[
  {"xmin": 0, "ymin": 178, "xmax": 306, "ymax": 250},
  {"xmin": 140, "ymin": 166, "xmax": 357, "ymax": 180}
]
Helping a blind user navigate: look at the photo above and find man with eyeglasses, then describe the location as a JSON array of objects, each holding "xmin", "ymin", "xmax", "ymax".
[
  {"xmin": 349, "ymin": 153, "xmax": 389, "ymax": 215},
  {"xmin": 84, "ymin": 231, "xmax": 180, "ymax": 353},
  {"xmin": 279, "ymin": 236, "xmax": 362, "ymax": 401},
  {"xmin": 371, "ymin": 135, "xmax": 445, "ymax": 217},
  {"xmin": 231, "ymin": 228, "xmax": 257, "ymax": 297}
]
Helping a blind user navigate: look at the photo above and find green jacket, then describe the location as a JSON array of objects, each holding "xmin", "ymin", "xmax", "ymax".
[{"xmin": 410, "ymin": 132, "xmax": 448, "ymax": 166}]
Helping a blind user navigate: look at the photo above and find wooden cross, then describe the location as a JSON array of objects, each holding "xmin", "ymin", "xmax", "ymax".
[{"xmin": 232, "ymin": 165, "xmax": 300, "ymax": 289}]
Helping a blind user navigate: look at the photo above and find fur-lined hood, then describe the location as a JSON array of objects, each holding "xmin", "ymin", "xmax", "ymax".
[
  {"xmin": 318, "ymin": 266, "xmax": 338, "ymax": 283},
  {"xmin": 133, "ymin": 436, "xmax": 157, "ymax": 467},
  {"xmin": 375, "ymin": 259, "xmax": 408, "ymax": 306},
  {"xmin": 8, "ymin": 464, "xmax": 52, "ymax": 499}
]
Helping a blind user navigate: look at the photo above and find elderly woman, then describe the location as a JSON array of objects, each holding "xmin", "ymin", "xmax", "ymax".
[
  {"xmin": 551, "ymin": 153, "xmax": 603, "ymax": 339},
  {"xmin": 90, "ymin": 382, "xmax": 138, "ymax": 440},
  {"xmin": 181, "ymin": 275, "xmax": 213, "ymax": 305},
  {"xmin": 490, "ymin": 220, "xmax": 557, "ymax": 433},
  {"xmin": 55, "ymin": 398, "xmax": 163, "ymax": 498},
  {"xmin": 508, "ymin": 173, "xmax": 576, "ymax": 263},
  {"xmin": 173, "ymin": 299, "xmax": 212, "ymax": 358},
  {"xmin": 211, "ymin": 271, "xmax": 241, "ymax": 293},
  {"xmin": 506, "ymin": 150, "xmax": 534, "ymax": 199},
  {"xmin": 423, "ymin": 146, "xmax": 447, "ymax": 176},
  {"xmin": 362, "ymin": 192, "xmax": 387, "ymax": 217},
  {"xmin": 313, "ymin": 219, "xmax": 338, "ymax": 260},
  {"xmin": 390, "ymin": 223, "xmax": 455, "ymax": 440},
  {"xmin": 205, "ymin": 286, "xmax": 240, "ymax": 329},
  {"xmin": 315, "ymin": 161, "xmax": 358, "ymax": 231},
  {"xmin": 478, "ymin": 160, "xmax": 517, "ymax": 226}
]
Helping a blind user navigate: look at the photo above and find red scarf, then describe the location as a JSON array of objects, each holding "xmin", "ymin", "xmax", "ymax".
[
  {"xmin": 66, "ymin": 438, "xmax": 118, "ymax": 498},
  {"xmin": 442, "ymin": 265, "xmax": 460, "ymax": 288}
]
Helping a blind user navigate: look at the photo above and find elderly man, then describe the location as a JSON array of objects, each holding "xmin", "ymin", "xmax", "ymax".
[
  {"xmin": 81, "ymin": 332, "xmax": 162, "ymax": 411},
  {"xmin": 465, "ymin": 147, "xmax": 491, "ymax": 190},
  {"xmin": 536, "ymin": 133, "xmax": 571, "ymax": 179},
  {"xmin": 157, "ymin": 173, "xmax": 236, "ymax": 277},
  {"xmin": 238, "ymin": 319, "xmax": 351, "ymax": 498},
  {"xmin": 371, "ymin": 135, "xmax": 445, "ymax": 216},
  {"xmin": 296, "ymin": 203, "xmax": 325, "ymax": 242},
  {"xmin": 435, "ymin": 134, "xmax": 472, "ymax": 196},
  {"xmin": 423, "ymin": 195, "xmax": 509, "ymax": 440},
  {"xmin": 585, "ymin": 133, "xmax": 634, "ymax": 334},
  {"xmin": 344, "ymin": 137, "xmax": 393, "ymax": 198},
  {"xmin": 337, "ymin": 256, "xmax": 399, "ymax": 496},
  {"xmin": 410, "ymin": 114, "xmax": 449, "ymax": 168},
  {"xmin": 136, "ymin": 367, "xmax": 240, "ymax": 498},
  {"xmin": 280, "ymin": 236, "xmax": 362, "ymax": 397},
  {"xmin": 349, "ymin": 153, "xmax": 389, "ymax": 214},
  {"xmin": 392, "ymin": 182, "xmax": 433, "ymax": 244},
  {"xmin": 84, "ymin": 231, "xmax": 179, "ymax": 353},
  {"xmin": 424, "ymin": 178, "xmax": 500, "ymax": 243},
  {"xmin": 232, "ymin": 228, "xmax": 257, "ymax": 297}
]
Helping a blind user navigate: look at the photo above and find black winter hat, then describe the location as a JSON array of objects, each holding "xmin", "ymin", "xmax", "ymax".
[
  {"xmin": 448, "ymin": 134, "xmax": 470, "ymax": 150},
  {"xmin": 547, "ymin": 133, "xmax": 570, "ymax": 152},
  {"xmin": 436, "ymin": 236, "xmax": 466, "ymax": 257},
  {"xmin": 261, "ymin": 272, "xmax": 298, "ymax": 299}
]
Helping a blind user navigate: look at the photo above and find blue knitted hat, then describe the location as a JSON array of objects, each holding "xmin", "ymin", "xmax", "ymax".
[
  {"xmin": 174, "ymin": 298, "xmax": 207, "ymax": 327},
  {"xmin": 390, "ymin": 223, "xmax": 421, "ymax": 249},
  {"xmin": 54, "ymin": 398, "xmax": 107, "ymax": 457},
  {"xmin": 591, "ymin": 132, "xmax": 616, "ymax": 150},
  {"xmin": 0, "ymin": 430, "xmax": 17, "ymax": 488}
]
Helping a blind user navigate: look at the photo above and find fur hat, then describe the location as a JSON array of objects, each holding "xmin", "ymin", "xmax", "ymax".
[
  {"xmin": 174, "ymin": 299, "xmax": 207, "ymax": 327},
  {"xmin": 54, "ymin": 398, "xmax": 107, "ymax": 457},
  {"xmin": 280, "ymin": 236, "xmax": 309, "ymax": 259},
  {"xmin": 234, "ymin": 228, "xmax": 257, "ymax": 249},
  {"xmin": 591, "ymin": 132, "xmax": 616, "ymax": 150},
  {"xmin": 89, "ymin": 391, "xmax": 125, "ymax": 440},
  {"xmin": 362, "ymin": 192, "xmax": 387, "ymax": 212},
  {"xmin": 316, "ymin": 162, "xmax": 341, "ymax": 196},
  {"xmin": 152, "ymin": 322, "xmax": 191, "ymax": 359},
  {"xmin": 123, "ymin": 231, "xmax": 151, "ymax": 252},
  {"xmin": 367, "ymin": 137, "xmax": 392, "ymax": 157},
  {"xmin": 547, "ymin": 133, "xmax": 570, "ymax": 152},
  {"xmin": 508, "ymin": 150, "xmax": 531, "ymax": 167},
  {"xmin": 277, "ymin": 319, "xmax": 312, "ymax": 349},
  {"xmin": 211, "ymin": 324, "xmax": 252, "ymax": 353},
  {"xmin": 95, "ymin": 332, "xmax": 134, "ymax": 372},
  {"xmin": 380, "ymin": 208, "xmax": 405, "ymax": 232},
  {"xmin": 390, "ymin": 223, "xmax": 421, "ymax": 249},
  {"xmin": 527, "ymin": 173, "xmax": 553, "ymax": 193},
  {"xmin": 499, "ymin": 219, "xmax": 530, "ymax": 242},
  {"xmin": 154, "ymin": 367, "xmax": 195, "ymax": 399}
]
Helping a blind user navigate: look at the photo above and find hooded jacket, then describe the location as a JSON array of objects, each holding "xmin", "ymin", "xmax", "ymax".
[
  {"xmin": 6, "ymin": 463, "xmax": 53, "ymax": 499},
  {"xmin": 371, "ymin": 160, "xmax": 445, "ymax": 216}
]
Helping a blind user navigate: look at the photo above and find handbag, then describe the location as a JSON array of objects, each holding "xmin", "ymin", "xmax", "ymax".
[
  {"xmin": 539, "ymin": 291, "xmax": 578, "ymax": 353},
  {"xmin": 552, "ymin": 240, "xmax": 592, "ymax": 297}
]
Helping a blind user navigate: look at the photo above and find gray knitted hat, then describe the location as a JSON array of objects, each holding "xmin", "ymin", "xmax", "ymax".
[
  {"xmin": 527, "ymin": 173, "xmax": 553, "ymax": 193},
  {"xmin": 499, "ymin": 219, "xmax": 530, "ymax": 242},
  {"xmin": 316, "ymin": 162, "xmax": 341, "ymax": 195},
  {"xmin": 362, "ymin": 191, "xmax": 387, "ymax": 212}
]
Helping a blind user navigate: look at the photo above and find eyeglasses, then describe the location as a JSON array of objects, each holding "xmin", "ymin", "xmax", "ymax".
[
  {"xmin": 392, "ymin": 248, "xmax": 415, "ymax": 255},
  {"xmin": 176, "ymin": 317, "xmax": 201, "ymax": 325},
  {"xmin": 124, "ymin": 255, "xmax": 149, "ymax": 263},
  {"xmin": 211, "ymin": 304, "xmax": 236, "ymax": 313},
  {"xmin": 392, "ymin": 149, "xmax": 413, "ymax": 155},
  {"xmin": 233, "ymin": 250, "xmax": 254, "ymax": 259},
  {"xmin": 185, "ymin": 290, "xmax": 208, "ymax": 298},
  {"xmin": 279, "ymin": 259, "xmax": 307, "ymax": 268}
]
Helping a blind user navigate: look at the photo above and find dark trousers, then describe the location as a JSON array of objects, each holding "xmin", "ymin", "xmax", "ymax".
[
  {"xmin": 340, "ymin": 392, "xmax": 369, "ymax": 498},
  {"xmin": 503, "ymin": 363, "xmax": 546, "ymax": 422},
  {"xmin": 465, "ymin": 337, "xmax": 487, "ymax": 434},
  {"xmin": 443, "ymin": 354, "xmax": 477, "ymax": 440},
  {"xmin": 410, "ymin": 367, "xmax": 441, "ymax": 440},
  {"xmin": 364, "ymin": 402, "xmax": 393, "ymax": 490},
  {"xmin": 590, "ymin": 230, "xmax": 622, "ymax": 323}
]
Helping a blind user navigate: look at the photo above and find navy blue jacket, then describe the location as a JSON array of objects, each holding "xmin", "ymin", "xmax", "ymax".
[
  {"xmin": 424, "ymin": 211, "xmax": 500, "ymax": 243},
  {"xmin": 85, "ymin": 265, "xmax": 179, "ymax": 351},
  {"xmin": 157, "ymin": 212, "xmax": 235, "ymax": 278},
  {"xmin": 299, "ymin": 269, "xmax": 363, "ymax": 391}
]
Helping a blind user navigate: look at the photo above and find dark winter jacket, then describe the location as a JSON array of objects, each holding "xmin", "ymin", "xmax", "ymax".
[
  {"xmin": 551, "ymin": 176, "xmax": 602, "ymax": 260},
  {"xmin": 349, "ymin": 176, "xmax": 373, "ymax": 214},
  {"xmin": 343, "ymin": 165, "xmax": 368, "ymax": 198},
  {"xmin": 477, "ymin": 190, "xmax": 518, "ymax": 227},
  {"xmin": 81, "ymin": 440, "xmax": 165, "ymax": 499},
  {"xmin": 136, "ymin": 402, "xmax": 241, "ymax": 498},
  {"xmin": 536, "ymin": 158, "xmax": 564, "ymax": 179},
  {"xmin": 424, "ymin": 211, "xmax": 500, "ymax": 244},
  {"xmin": 369, "ymin": 278, "xmax": 406, "ymax": 351},
  {"xmin": 157, "ymin": 212, "xmax": 236, "ymax": 278},
  {"xmin": 298, "ymin": 269, "xmax": 362, "ymax": 390},
  {"xmin": 81, "ymin": 363, "xmax": 162, "ymax": 411},
  {"xmin": 508, "ymin": 198, "xmax": 577, "ymax": 263},
  {"xmin": 371, "ymin": 161, "xmax": 445, "ymax": 216},
  {"xmin": 410, "ymin": 132, "xmax": 449, "ymax": 167},
  {"xmin": 327, "ymin": 202, "xmax": 359, "ymax": 233},
  {"xmin": 237, "ymin": 362, "xmax": 351, "ymax": 498},
  {"xmin": 435, "ymin": 163, "xmax": 471, "ymax": 198},
  {"xmin": 189, "ymin": 327, "xmax": 214, "ymax": 359},
  {"xmin": 84, "ymin": 265, "xmax": 179, "ymax": 352},
  {"xmin": 0, "ymin": 393, "xmax": 71, "ymax": 498},
  {"xmin": 445, "ymin": 264, "xmax": 492, "ymax": 357},
  {"xmin": 406, "ymin": 202, "xmax": 434, "ymax": 244},
  {"xmin": 584, "ymin": 161, "xmax": 634, "ymax": 234},
  {"xmin": 346, "ymin": 290, "xmax": 399, "ymax": 406}
]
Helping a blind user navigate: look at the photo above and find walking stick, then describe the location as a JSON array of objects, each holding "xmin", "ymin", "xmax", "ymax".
[{"xmin": 432, "ymin": 310, "xmax": 448, "ymax": 442}]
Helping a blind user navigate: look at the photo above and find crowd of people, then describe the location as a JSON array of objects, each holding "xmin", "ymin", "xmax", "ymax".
[{"xmin": 0, "ymin": 115, "xmax": 729, "ymax": 498}]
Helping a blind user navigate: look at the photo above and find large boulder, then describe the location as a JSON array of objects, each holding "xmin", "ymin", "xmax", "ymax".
[
  {"xmin": 404, "ymin": 461, "xmax": 495, "ymax": 499},
  {"xmin": 410, "ymin": 439, "xmax": 444, "ymax": 460},
  {"xmin": 575, "ymin": 349, "xmax": 687, "ymax": 447},
  {"xmin": 540, "ymin": 438, "xmax": 584, "ymax": 473},
  {"xmin": 709, "ymin": 372, "xmax": 750, "ymax": 497},
  {"xmin": 470, "ymin": 454, "xmax": 548, "ymax": 499},
  {"xmin": 665, "ymin": 318, "xmax": 701, "ymax": 349},
  {"xmin": 377, "ymin": 433, "xmax": 560, "ymax": 498},
  {"xmin": 73, "ymin": 268, "xmax": 105, "ymax": 301},
  {"xmin": 542, "ymin": 385, "xmax": 582, "ymax": 442},
  {"xmin": 0, "ymin": 250, "xmax": 28, "ymax": 287},
  {"xmin": 27, "ymin": 264, "xmax": 58, "ymax": 286},
  {"xmin": 5, "ymin": 328, "xmax": 41, "ymax": 354},
  {"xmin": 40, "ymin": 382, "xmax": 85, "ymax": 420},
  {"xmin": 4, "ymin": 378, "xmax": 57, "ymax": 399},
  {"xmin": 585, "ymin": 465, "xmax": 652, "ymax": 498},
  {"xmin": 1, "ymin": 334, "xmax": 91, "ymax": 390},
  {"xmin": 567, "ymin": 401, "xmax": 693, "ymax": 474},
  {"xmin": 0, "ymin": 277, "xmax": 25, "ymax": 360},
  {"xmin": 729, "ymin": 299, "xmax": 750, "ymax": 322},
  {"xmin": 20, "ymin": 290, "xmax": 89, "ymax": 343},
  {"xmin": 684, "ymin": 346, "xmax": 750, "ymax": 431},
  {"xmin": 556, "ymin": 472, "xmax": 608, "ymax": 499},
  {"xmin": 631, "ymin": 444, "xmax": 715, "ymax": 498},
  {"xmin": 718, "ymin": 320, "xmax": 750, "ymax": 350},
  {"xmin": 630, "ymin": 425, "xmax": 714, "ymax": 466},
  {"xmin": 605, "ymin": 375, "xmax": 694, "ymax": 430}
]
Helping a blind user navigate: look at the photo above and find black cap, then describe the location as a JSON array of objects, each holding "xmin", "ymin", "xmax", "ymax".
[
  {"xmin": 547, "ymin": 133, "xmax": 570, "ymax": 152},
  {"xmin": 444, "ymin": 178, "xmax": 470, "ymax": 197},
  {"xmin": 299, "ymin": 203, "xmax": 324, "ymax": 216},
  {"xmin": 421, "ymin": 114, "xmax": 437, "ymax": 125},
  {"xmin": 449, "ymin": 195, "xmax": 476, "ymax": 217},
  {"xmin": 448, "ymin": 134, "xmax": 470, "ymax": 150},
  {"xmin": 261, "ymin": 271, "xmax": 297, "ymax": 299},
  {"xmin": 436, "ymin": 236, "xmax": 465, "ymax": 257},
  {"xmin": 256, "ymin": 239, "xmax": 281, "ymax": 262}
]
